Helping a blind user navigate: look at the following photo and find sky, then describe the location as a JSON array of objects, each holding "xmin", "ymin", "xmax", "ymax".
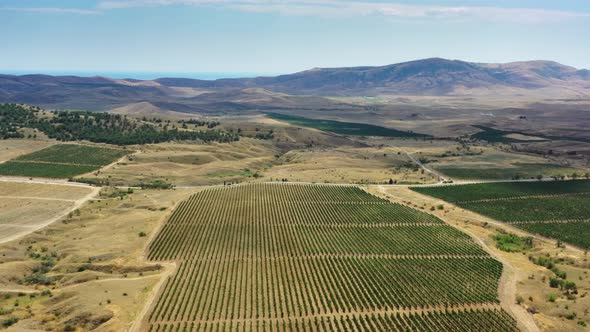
[{"xmin": 1, "ymin": 0, "xmax": 589, "ymax": 76}]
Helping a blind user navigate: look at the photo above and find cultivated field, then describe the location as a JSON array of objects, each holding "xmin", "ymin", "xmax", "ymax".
[
  {"xmin": 425, "ymin": 146, "xmax": 584, "ymax": 180},
  {"xmin": 142, "ymin": 183, "xmax": 517, "ymax": 331},
  {"xmin": 380, "ymin": 185, "xmax": 590, "ymax": 332},
  {"xmin": 0, "ymin": 144, "xmax": 129, "ymax": 178},
  {"xmin": 413, "ymin": 180, "xmax": 590, "ymax": 249}
]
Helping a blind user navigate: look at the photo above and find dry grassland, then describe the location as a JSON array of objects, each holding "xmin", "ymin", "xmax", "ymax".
[
  {"xmin": 0, "ymin": 182, "xmax": 96, "ymax": 244},
  {"xmin": 0, "ymin": 139, "xmax": 54, "ymax": 163},
  {"xmin": 83, "ymin": 139, "xmax": 279, "ymax": 186},
  {"xmin": 0, "ymin": 187, "xmax": 194, "ymax": 331},
  {"xmin": 265, "ymin": 147, "xmax": 437, "ymax": 184}
]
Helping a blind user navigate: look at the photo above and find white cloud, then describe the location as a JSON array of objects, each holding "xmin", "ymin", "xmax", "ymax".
[
  {"xmin": 1, "ymin": 7, "xmax": 99, "ymax": 15},
  {"xmin": 96, "ymin": 0, "xmax": 590, "ymax": 23}
]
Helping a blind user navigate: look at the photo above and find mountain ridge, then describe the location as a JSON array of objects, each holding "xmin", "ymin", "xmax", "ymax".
[{"xmin": 1, "ymin": 58, "xmax": 589, "ymax": 111}]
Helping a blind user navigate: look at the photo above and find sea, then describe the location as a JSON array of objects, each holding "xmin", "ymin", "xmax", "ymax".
[{"xmin": 1, "ymin": 71, "xmax": 280, "ymax": 80}]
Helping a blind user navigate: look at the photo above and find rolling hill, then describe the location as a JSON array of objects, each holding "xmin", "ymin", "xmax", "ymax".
[{"xmin": 1, "ymin": 58, "xmax": 589, "ymax": 111}]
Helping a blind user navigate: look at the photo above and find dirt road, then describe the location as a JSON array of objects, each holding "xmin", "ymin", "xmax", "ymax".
[{"xmin": 0, "ymin": 181, "xmax": 100, "ymax": 244}]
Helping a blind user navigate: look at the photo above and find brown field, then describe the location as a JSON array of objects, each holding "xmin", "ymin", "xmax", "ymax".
[
  {"xmin": 81, "ymin": 139, "xmax": 279, "ymax": 186},
  {"xmin": 264, "ymin": 147, "xmax": 437, "ymax": 184},
  {"xmin": 0, "ymin": 139, "xmax": 53, "ymax": 163},
  {"xmin": 0, "ymin": 181, "xmax": 97, "ymax": 244}
]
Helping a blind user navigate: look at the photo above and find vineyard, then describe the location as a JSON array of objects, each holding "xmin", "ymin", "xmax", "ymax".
[
  {"xmin": 413, "ymin": 180, "xmax": 590, "ymax": 249},
  {"xmin": 15, "ymin": 144, "xmax": 128, "ymax": 165},
  {"xmin": 0, "ymin": 144, "xmax": 128, "ymax": 178},
  {"xmin": 143, "ymin": 184, "xmax": 517, "ymax": 331}
]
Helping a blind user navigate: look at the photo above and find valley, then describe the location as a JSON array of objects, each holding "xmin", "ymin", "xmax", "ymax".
[{"xmin": 1, "ymin": 59, "xmax": 590, "ymax": 332}]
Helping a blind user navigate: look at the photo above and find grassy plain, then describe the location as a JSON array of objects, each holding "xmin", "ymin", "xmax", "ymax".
[{"xmin": 264, "ymin": 147, "xmax": 437, "ymax": 184}]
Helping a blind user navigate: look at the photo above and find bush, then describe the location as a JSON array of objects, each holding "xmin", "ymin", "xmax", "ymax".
[
  {"xmin": 494, "ymin": 233, "xmax": 533, "ymax": 252},
  {"xmin": 23, "ymin": 273, "xmax": 53, "ymax": 285},
  {"xmin": 139, "ymin": 180, "xmax": 174, "ymax": 189},
  {"xmin": 549, "ymin": 277, "xmax": 562, "ymax": 288},
  {"xmin": 2, "ymin": 317, "xmax": 18, "ymax": 328},
  {"xmin": 547, "ymin": 294, "xmax": 557, "ymax": 302}
]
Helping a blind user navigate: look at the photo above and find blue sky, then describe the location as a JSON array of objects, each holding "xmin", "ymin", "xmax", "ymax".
[{"xmin": 1, "ymin": 0, "xmax": 589, "ymax": 76}]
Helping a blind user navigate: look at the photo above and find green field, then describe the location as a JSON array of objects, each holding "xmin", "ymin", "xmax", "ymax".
[
  {"xmin": 435, "ymin": 163, "xmax": 581, "ymax": 180},
  {"xmin": 144, "ymin": 184, "xmax": 516, "ymax": 331},
  {"xmin": 0, "ymin": 144, "xmax": 129, "ymax": 178},
  {"xmin": 15, "ymin": 144, "xmax": 127, "ymax": 165},
  {"xmin": 267, "ymin": 112, "xmax": 429, "ymax": 138},
  {"xmin": 471, "ymin": 125, "xmax": 590, "ymax": 144},
  {"xmin": 0, "ymin": 161, "xmax": 98, "ymax": 178},
  {"xmin": 413, "ymin": 180, "xmax": 590, "ymax": 249},
  {"xmin": 518, "ymin": 222, "xmax": 590, "ymax": 249},
  {"xmin": 413, "ymin": 180, "xmax": 590, "ymax": 203}
]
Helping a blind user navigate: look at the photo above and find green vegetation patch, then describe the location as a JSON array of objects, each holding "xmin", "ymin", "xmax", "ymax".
[
  {"xmin": 471, "ymin": 125, "xmax": 590, "ymax": 144},
  {"xmin": 267, "ymin": 112, "xmax": 429, "ymax": 138},
  {"xmin": 493, "ymin": 233, "xmax": 533, "ymax": 252},
  {"xmin": 16, "ymin": 144, "xmax": 127, "ymax": 166},
  {"xmin": 0, "ymin": 161, "xmax": 97, "ymax": 178},
  {"xmin": 0, "ymin": 103, "xmax": 239, "ymax": 145},
  {"xmin": 435, "ymin": 163, "xmax": 580, "ymax": 180}
]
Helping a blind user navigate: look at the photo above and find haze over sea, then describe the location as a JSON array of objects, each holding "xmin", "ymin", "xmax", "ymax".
[{"xmin": 1, "ymin": 71, "xmax": 278, "ymax": 80}]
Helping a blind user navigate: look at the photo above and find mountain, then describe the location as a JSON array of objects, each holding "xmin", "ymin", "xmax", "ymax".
[{"xmin": 1, "ymin": 58, "xmax": 589, "ymax": 111}]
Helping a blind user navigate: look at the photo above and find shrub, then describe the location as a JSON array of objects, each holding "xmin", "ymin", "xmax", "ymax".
[{"xmin": 1, "ymin": 317, "xmax": 18, "ymax": 328}]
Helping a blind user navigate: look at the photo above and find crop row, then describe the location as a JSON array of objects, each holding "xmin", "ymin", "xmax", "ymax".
[
  {"xmin": 149, "ymin": 222, "xmax": 486, "ymax": 261},
  {"xmin": 15, "ymin": 144, "xmax": 128, "ymax": 166},
  {"xmin": 517, "ymin": 221, "xmax": 590, "ymax": 249},
  {"xmin": 460, "ymin": 195, "xmax": 590, "ymax": 223},
  {"xmin": 412, "ymin": 180, "xmax": 590, "ymax": 249},
  {"xmin": 0, "ymin": 161, "xmax": 98, "ymax": 178},
  {"xmin": 148, "ymin": 308, "xmax": 517, "ymax": 332},
  {"xmin": 148, "ymin": 186, "xmax": 484, "ymax": 261},
  {"xmin": 149, "ymin": 256, "xmax": 501, "ymax": 323},
  {"xmin": 413, "ymin": 179, "xmax": 590, "ymax": 203},
  {"xmin": 145, "ymin": 184, "xmax": 506, "ymax": 328},
  {"xmin": 185, "ymin": 183, "xmax": 389, "ymax": 203}
]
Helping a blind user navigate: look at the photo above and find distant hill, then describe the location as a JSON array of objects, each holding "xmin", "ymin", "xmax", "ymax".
[{"xmin": 1, "ymin": 58, "xmax": 589, "ymax": 111}]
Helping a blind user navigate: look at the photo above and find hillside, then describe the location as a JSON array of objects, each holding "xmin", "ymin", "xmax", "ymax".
[{"xmin": 1, "ymin": 58, "xmax": 589, "ymax": 111}]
